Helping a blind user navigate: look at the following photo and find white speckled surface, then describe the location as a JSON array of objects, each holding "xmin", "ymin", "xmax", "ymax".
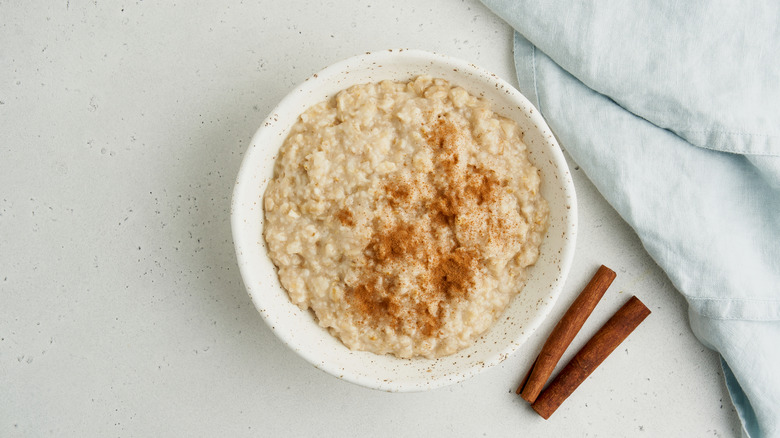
[{"xmin": 0, "ymin": 1, "xmax": 741, "ymax": 436}]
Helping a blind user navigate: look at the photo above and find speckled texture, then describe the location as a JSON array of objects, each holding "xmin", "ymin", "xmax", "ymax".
[{"xmin": 0, "ymin": 0, "xmax": 741, "ymax": 437}]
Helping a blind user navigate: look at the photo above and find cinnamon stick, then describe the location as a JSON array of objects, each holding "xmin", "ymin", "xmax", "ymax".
[
  {"xmin": 531, "ymin": 296, "xmax": 651, "ymax": 419},
  {"xmin": 518, "ymin": 265, "xmax": 616, "ymax": 402}
]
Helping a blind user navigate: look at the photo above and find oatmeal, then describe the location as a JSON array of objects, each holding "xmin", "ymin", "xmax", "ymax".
[{"xmin": 263, "ymin": 76, "xmax": 549, "ymax": 359}]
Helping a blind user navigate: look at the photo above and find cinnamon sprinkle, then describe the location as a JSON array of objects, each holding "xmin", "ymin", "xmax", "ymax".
[
  {"xmin": 335, "ymin": 208, "xmax": 354, "ymax": 226},
  {"xmin": 465, "ymin": 165, "xmax": 500, "ymax": 205},
  {"xmin": 367, "ymin": 222, "xmax": 420, "ymax": 263},
  {"xmin": 345, "ymin": 111, "xmax": 509, "ymax": 339},
  {"xmin": 384, "ymin": 181, "xmax": 410, "ymax": 207},
  {"xmin": 345, "ymin": 279, "xmax": 390, "ymax": 325},
  {"xmin": 431, "ymin": 247, "xmax": 477, "ymax": 299}
]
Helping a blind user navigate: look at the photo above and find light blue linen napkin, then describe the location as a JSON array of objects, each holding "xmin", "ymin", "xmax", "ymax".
[{"xmin": 478, "ymin": 1, "xmax": 780, "ymax": 436}]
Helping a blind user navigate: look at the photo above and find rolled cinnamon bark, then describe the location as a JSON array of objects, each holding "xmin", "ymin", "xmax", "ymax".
[
  {"xmin": 531, "ymin": 296, "xmax": 651, "ymax": 419},
  {"xmin": 518, "ymin": 265, "xmax": 616, "ymax": 402}
]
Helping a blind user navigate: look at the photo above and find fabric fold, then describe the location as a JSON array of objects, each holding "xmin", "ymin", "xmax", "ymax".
[{"xmin": 482, "ymin": 1, "xmax": 780, "ymax": 156}]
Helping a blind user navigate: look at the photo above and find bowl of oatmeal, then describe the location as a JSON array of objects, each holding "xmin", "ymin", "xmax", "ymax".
[{"xmin": 232, "ymin": 49, "xmax": 577, "ymax": 391}]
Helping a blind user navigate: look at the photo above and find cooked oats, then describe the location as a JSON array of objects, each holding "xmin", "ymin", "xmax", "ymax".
[{"xmin": 263, "ymin": 76, "xmax": 548, "ymax": 358}]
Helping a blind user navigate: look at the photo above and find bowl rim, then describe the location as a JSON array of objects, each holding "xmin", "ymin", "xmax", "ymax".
[{"xmin": 231, "ymin": 49, "xmax": 578, "ymax": 392}]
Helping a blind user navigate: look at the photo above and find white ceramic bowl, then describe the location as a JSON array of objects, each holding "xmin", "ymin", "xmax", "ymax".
[{"xmin": 232, "ymin": 49, "xmax": 577, "ymax": 392}]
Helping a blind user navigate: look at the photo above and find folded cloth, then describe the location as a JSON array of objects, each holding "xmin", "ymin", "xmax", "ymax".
[{"xmin": 478, "ymin": 1, "xmax": 780, "ymax": 436}]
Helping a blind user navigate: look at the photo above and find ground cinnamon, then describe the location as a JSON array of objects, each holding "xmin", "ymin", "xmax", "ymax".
[
  {"xmin": 343, "ymin": 113, "xmax": 507, "ymax": 338},
  {"xmin": 367, "ymin": 222, "xmax": 420, "ymax": 263},
  {"xmin": 531, "ymin": 296, "xmax": 651, "ymax": 419},
  {"xmin": 518, "ymin": 265, "xmax": 616, "ymax": 401},
  {"xmin": 335, "ymin": 208, "xmax": 354, "ymax": 226},
  {"xmin": 384, "ymin": 182, "xmax": 410, "ymax": 207},
  {"xmin": 431, "ymin": 247, "xmax": 477, "ymax": 299}
]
